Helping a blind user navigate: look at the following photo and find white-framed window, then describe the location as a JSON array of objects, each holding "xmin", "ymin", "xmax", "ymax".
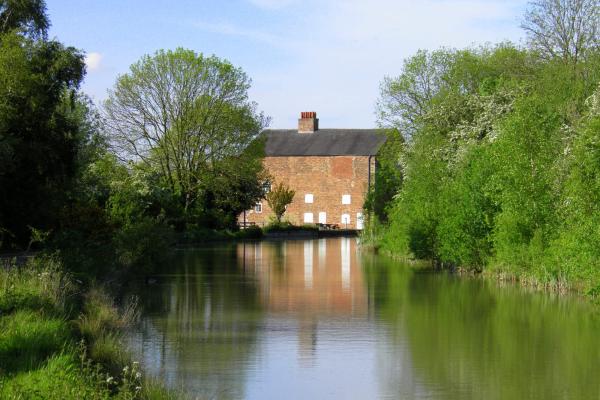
[
  {"xmin": 341, "ymin": 213, "xmax": 350, "ymax": 225},
  {"xmin": 342, "ymin": 194, "xmax": 351, "ymax": 205},
  {"xmin": 318, "ymin": 212, "xmax": 327, "ymax": 224},
  {"xmin": 305, "ymin": 193, "xmax": 314, "ymax": 203},
  {"xmin": 304, "ymin": 212, "xmax": 314, "ymax": 223},
  {"xmin": 254, "ymin": 203, "xmax": 262, "ymax": 213}
]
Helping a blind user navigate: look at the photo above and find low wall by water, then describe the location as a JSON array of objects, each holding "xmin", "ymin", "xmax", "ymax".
[{"xmin": 263, "ymin": 229, "xmax": 358, "ymax": 239}]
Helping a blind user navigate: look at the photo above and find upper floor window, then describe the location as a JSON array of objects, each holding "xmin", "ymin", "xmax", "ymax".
[
  {"xmin": 305, "ymin": 193, "xmax": 314, "ymax": 203},
  {"xmin": 342, "ymin": 194, "xmax": 351, "ymax": 205}
]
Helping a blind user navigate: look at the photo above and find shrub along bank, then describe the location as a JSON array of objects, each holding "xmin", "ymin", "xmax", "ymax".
[{"xmin": 367, "ymin": 42, "xmax": 600, "ymax": 296}]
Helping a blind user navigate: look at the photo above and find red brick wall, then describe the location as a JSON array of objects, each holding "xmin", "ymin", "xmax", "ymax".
[{"xmin": 240, "ymin": 155, "xmax": 374, "ymax": 229}]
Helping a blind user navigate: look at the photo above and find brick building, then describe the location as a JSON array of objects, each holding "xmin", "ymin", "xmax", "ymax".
[{"xmin": 240, "ymin": 112, "xmax": 386, "ymax": 230}]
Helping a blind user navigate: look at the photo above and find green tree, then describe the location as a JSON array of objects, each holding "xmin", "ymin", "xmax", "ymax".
[
  {"xmin": 376, "ymin": 49, "xmax": 454, "ymax": 139},
  {"xmin": 364, "ymin": 129, "xmax": 403, "ymax": 223},
  {"xmin": 436, "ymin": 145, "xmax": 497, "ymax": 269},
  {"xmin": 195, "ymin": 138, "xmax": 269, "ymax": 229},
  {"xmin": 265, "ymin": 183, "xmax": 295, "ymax": 223},
  {"xmin": 104, "ymin": 48, "xmax": 269, "ymax": 217},
  {"xmin": 522, "ymin": 0, "xmax": 599, "ymax": 64},
  {"xmin": 0, "ymin": 32, "xmax": 85, "ymax": 249},
  {"xmin": 0, "ymin": 0, "xmax": 49, "ymax": 38},
  {"xmin": 374, "ymin": 5, "xmax": 600, "ymax": 292},
  {"xmin": 549, "ymin": 86, "xmax": 600, "ymax": 289}
]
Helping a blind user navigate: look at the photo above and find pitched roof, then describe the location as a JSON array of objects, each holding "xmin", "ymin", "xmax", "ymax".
[{"xmin": 264, "ymin": 129, "xmax": 386, "ymax": 156}]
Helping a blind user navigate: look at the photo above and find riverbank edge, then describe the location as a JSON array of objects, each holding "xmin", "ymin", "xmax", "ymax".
[
  {"xmin": 370, "ymin": 245, "xmax": 595, "ymax": 302},
  {"xmin": 176, "ymin": 225, "xmax": 358, "ymax": 245},
  {"xmin": 0, "ymin": 256, "xmax": 181, "ymax": 399}
]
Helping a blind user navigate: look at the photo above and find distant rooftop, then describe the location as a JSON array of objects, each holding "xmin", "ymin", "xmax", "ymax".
[
  {"xmin": 263, "ymin": 112, "xmax": 385, "ymax": 156},
  {"xmin": 264, "ymin": 128, "xmax": 386, "ymax": 156}
]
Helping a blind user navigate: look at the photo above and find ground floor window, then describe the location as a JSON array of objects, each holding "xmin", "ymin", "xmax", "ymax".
[
  {"xmin": 341, "ymin": 213, "xmax": 350, "ymax": 225},
  {"xmin": 304, "ymin": 213, "xmax": 314, "ymax": 223},
  {"xmin": 318, "ymin": 212, "xmax": 327, "ymax": 224},
  {"xmin": 356, "ymin": 213, "xmax": 364, "ymax": 230},
  {"xmin": 254, "ymin": 203, "xmax": 262, "ymax": 213}
]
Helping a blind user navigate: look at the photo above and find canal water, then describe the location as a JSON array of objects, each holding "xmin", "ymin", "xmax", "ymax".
[{"xmin": 126, "ymin": 238, "xmax": 600, "ymax": 400}]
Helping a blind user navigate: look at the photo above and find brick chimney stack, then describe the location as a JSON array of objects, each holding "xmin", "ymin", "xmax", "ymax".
[{"xmin": 298, "ymin": 111, "xmax": 318, "ymax": 133}]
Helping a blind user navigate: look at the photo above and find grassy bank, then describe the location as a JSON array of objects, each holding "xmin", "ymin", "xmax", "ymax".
[{"xmin": 0, "ymin": 256, "xmax": 180, "ymax": 399}]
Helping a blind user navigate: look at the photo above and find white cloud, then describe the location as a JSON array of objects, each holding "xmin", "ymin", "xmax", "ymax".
[{"xmin": 84, "ymin": 52, "xmax": 103, "ymax": 72}]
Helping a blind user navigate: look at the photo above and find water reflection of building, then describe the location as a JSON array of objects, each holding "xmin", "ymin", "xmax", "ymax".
[
  {"xmin": 238, "ymin": 238, "xmax": 366, "ymax": 362},
  {"xmin": 237, "ymin": 238, "xmax": 366, "ymax": 316}
]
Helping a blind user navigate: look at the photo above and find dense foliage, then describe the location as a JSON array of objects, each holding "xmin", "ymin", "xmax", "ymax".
[
  {"xmin": 373, "ymin": 3, "xmax": 600, "ymax": 292},
  {"xmin": 0, "ymin": 30, "xmax": 85, "ymax": 249},
  {"xmin": 0, "ymin": 8, "xmax": 268, "ymax": 257},
  {"xmin": 104, "ymin": 48, "xmax": 269, "ymax": 223}
]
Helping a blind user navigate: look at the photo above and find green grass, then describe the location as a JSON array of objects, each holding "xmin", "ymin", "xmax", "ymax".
[
  {"xmin": 0, "ymin": 258, "xmax": 73, "ymax": 316},
  {"xmin": 0, "ymin": 353, "xmax": 111, "ymax": 400},
  {"xmin": 0, "ymin": 258, "xmax": 182, "ymax": 399},
  {"xmin": 77, "ymin": 287, "xmax": 135, "ymax": 340},
  {"xmin": 88, "ymin": 333, "xmax": 130, "ymax": 378},
  {"xmin": 0, "ymin": 311, "xmax": 71, "ymax": 373}
]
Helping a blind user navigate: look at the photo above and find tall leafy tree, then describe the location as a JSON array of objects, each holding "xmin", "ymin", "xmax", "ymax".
[
  {"xmin": 0, "ymin": 0, "xmax": 49, "ymax": 38},
  {"xmin": 376, "ymin": 50, "xmax": 454, "ymax": 139},
  {"xmin": 104, "ymin": 48, "xmax": 269, "ymax": 215},
  {"xmin": 0, "ymin": 14, "xmax": 85, "ymax": 248},
  {"xmin": 522, "ymin": 0, "xmax": 600, "ymax": 64}
]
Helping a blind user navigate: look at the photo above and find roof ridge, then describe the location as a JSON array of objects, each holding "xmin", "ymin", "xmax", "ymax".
[
  {"xmin": 264, "ymin": 128, "xmax": 381, "ymax": 132},
  {"xmin": 263, "ymin": 128, "xmax": 386, "ymax": 156}
]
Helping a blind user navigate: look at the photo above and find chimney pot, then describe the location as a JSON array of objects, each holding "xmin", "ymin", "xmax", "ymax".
[{"xmin": 298, "ymin": 111, "xmax": 318, "ymax": 133}]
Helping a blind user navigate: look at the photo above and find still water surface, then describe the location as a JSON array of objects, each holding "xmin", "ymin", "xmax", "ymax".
[{"xmin": 127, "ymin": 238, "xmax": 600, "ymax": 399}]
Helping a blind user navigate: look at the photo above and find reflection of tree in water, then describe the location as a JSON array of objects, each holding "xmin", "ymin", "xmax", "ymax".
[
  {"xmin": 363, "ymin": 255, "xmax": 429, "ymax": 399},
  {"xmin": 365, "ymin": 256, "xmax": 600, "ymax": 400},
  {"xmin": 129, "ymin": 245, "xmax": 264, "ymax": 400}
]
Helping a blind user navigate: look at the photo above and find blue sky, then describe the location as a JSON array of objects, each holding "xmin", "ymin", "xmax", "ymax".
[{"xmin": 47, "ymin": 0, "xmax": 529, "ymax": 128}]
